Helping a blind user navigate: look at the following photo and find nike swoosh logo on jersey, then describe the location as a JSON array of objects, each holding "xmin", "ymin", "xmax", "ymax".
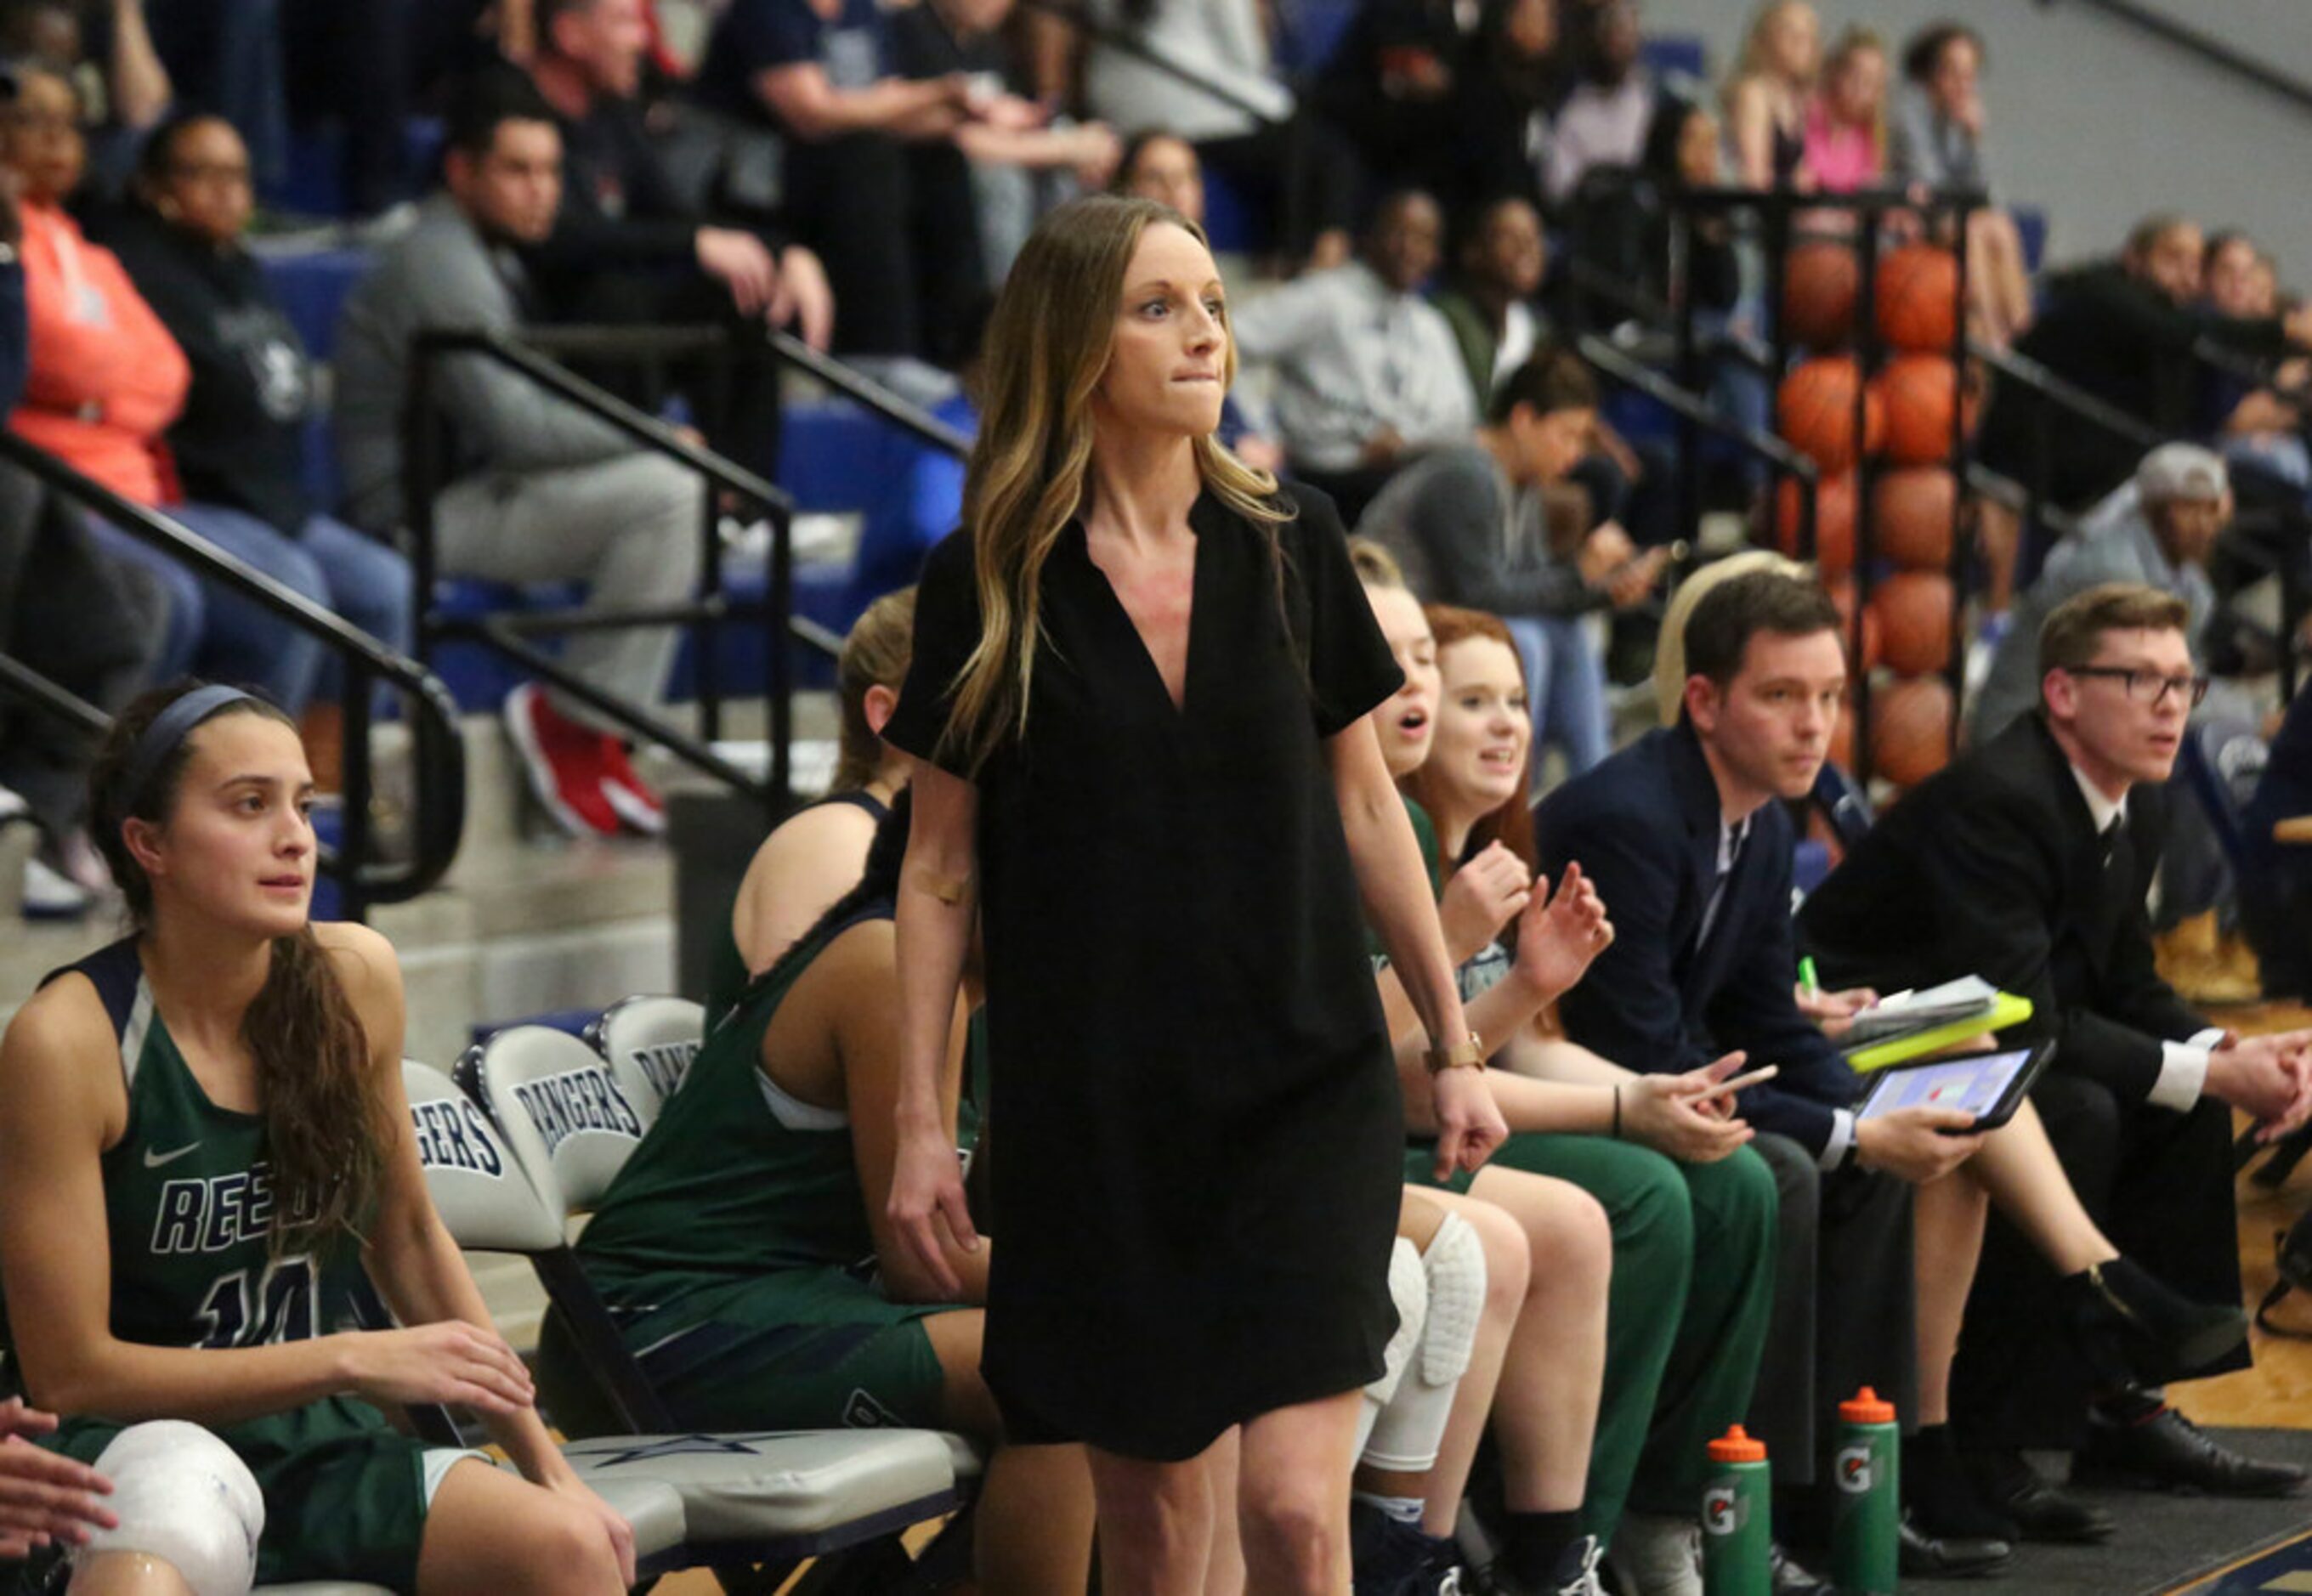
[{"xmin": 143, "ymin": 1142, "xmax": 202, "ymax": 1169}]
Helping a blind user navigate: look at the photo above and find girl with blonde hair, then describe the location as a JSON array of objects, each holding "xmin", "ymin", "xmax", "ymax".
[
  {"xmin": 1722, "ymin": 1, "xmax": 1821, "ymax": 188},
  {"xmin": 883, "ymin": 194, "xmax": 1505, "ymax": 1592}
]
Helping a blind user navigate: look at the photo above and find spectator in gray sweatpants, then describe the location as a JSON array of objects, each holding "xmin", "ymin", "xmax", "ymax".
[{"xmin": 333, "ymin": 68, "xmax": 704, "ymax": 837}]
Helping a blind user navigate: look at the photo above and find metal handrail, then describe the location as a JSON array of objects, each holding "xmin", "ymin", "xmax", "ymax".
[
  {"xmin": 0, "ymin": 433, "xmax": 468, "ymax": 919},
  {"xmin": 1014, "ymin": 0, "xmax": 1290, "ymax": 127},
  {"xmin": 1578, "ymin": 332, "xmax": 1825, "ymax": 608},
  {"xmin": 763, "ymin": 329, "xmax": 975, "ymax": 456},
  {"xmin": 519, "ymin": 324, "xmax": 975, "ymax": 459},
  {"xmin": 0, "ymin": 651, "xmax": 106, "ymax": 738},
  {"xmin": 407, "ymin": 328, "xmax": 813, "ymax": 812},
  {"xmin": 2036, "ymin": 0, "xmax": 2312, "ymax": 121}
]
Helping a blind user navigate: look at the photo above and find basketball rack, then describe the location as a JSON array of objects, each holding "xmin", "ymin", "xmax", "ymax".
[{"xmin": 1567, "ymin": 182, "xmax": 1984, "ymax": 787}]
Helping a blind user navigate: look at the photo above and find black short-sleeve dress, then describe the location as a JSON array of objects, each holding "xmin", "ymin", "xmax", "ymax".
[{"xmin": 881, "ymin": 485, "xmax": 1408, "ymax": 1460}]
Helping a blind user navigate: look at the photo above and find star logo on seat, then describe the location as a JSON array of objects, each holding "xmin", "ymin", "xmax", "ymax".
[{"xmin": 571, "ymin": 1432, "xmax": 806, "ymax": 1468}]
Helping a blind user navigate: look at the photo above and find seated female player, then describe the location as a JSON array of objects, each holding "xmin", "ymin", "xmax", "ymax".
[
  {"xmin": 0, "ymin": 682, "xmax": 634, "ymax": 1593},
  {"xmin": 715, "ymin": 587, "xmax": 917, "ymax": 1013},
  {"xmin": 1363, "ymin": 586, "xmax": 1783, "ymax": 1596},
  {"xmin": 542, "ymin": 795, "xmax": 1095, "ymax": 1592}
]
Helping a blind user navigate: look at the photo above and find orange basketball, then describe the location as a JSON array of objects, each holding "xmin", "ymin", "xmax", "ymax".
[
  {"xmin": 1873, "ymin": 354, "xmax": 1963, "ymax": 466},
  {"xmin": 1877, "ymin": 245, "xmax": 1959, "ymax": 353},
  {"xmin": 1872, "ymin": 467, "xmax": 1957, "ymax": 569},
  {"xmin": 1779, "ymin": 357, "xmax": 1884, "ymax": 473},
  {"xmin": 1828, "ymin": 697, "xmax": 1854, "ymax": 772},
  {"xmin": 1783, "ymin": 241, "xmax": 1860, "ymax": 350},
  {"xmin": 1870, "ymin": 675, "xmax": 1953, "ymax": 787},
  {"xmin": 1827, "ymin": 576, "xmax": 1883, "ymax": 671},
  {"xmin": 1775, "ymin": 470, "xmax": 1856, "ymax": 577},
  {"xmin": 1870, "ymin": 571, "xmax": 1955, "ymax": 676}
]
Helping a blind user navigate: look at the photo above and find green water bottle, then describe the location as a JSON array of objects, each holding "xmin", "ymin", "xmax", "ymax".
[
  {"xmin": 1701, "ymin": 1424, "xmax": 1772, "ymax": 1596},
  {"xmin": 1831, "ymin": 1387, "xmax": 1901, "ymax": 1595}
]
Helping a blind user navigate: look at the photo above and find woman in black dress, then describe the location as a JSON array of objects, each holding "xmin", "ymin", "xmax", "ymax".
[{"xmin": 884, "ymin": 194, "xmax": 1507, "ymax": 1593}]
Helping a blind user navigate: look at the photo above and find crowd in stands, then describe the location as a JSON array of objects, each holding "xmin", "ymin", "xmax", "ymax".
[{"xmin": 1, "ymin": 2, "xmax": 2310, "ymax": 1593}]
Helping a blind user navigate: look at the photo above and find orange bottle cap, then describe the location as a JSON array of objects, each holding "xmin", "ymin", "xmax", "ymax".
[
  {"xmin": 1708, "ymin": 1424, "xmax": 1768, "ymax": 1463},
  {"xmin": 1839, "ymin": 1387, "xmax": 1897, "ymax": 1423}
]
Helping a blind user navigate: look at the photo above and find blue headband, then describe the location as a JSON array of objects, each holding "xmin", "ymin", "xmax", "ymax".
[{"xmin": 122, "ymin": 685, "xmax": 257, "ymax": 806}]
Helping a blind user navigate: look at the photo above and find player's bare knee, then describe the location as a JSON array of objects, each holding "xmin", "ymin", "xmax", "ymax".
[
  {"xmin": 1461, "ymin": 1199, "xmax": 1532, "ymax": 1309},
  {"xmin": 1096, "ymin": 1461, "xmax": 1210, "ymax": 1565},
  {"xmin": 1237, "ymin": 1480, "xmax": 1337, "ymax": 1586},
  {"xmin": 1533, "ymin": 1183, "xmax": 1612, "ymax": 1284},
  {"xmin": 67, "ymin": 1550, "xmax": 197, "ymax": 1596},
  {"xmin": 509, "ymin": 1496, "xmax": 622, "ymax": 1595}
]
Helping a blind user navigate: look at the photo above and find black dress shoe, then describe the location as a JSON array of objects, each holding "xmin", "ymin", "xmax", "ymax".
[
  {"xmin": 1907, "ymin": 1424, "xmax": 2020, "ymax": 1542},
  {"xmin": 1964, "ymin": 1447, "xmax": 2115, "ymax": 1543},
  {"xmin": 2077, "ymin": 1404, "xmax": 2310, "ymax": 1497},
  {"xmin": 2064, "ymin": 1258, "xmax": 2249, "ymax": 1386},
  {"xmin": 1897, "ymin": 1514, "xmax": 2013, "ymax": 1579},
  {"xmin": 1767, "ymin": 1543, "xmax": 1829, "ymax": 1593}
]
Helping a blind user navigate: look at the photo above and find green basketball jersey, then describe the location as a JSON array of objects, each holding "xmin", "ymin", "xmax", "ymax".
[
  {"xmin": 580, "ymin": 902, "xmax": 905, "ymax": 1289},
  {"xmin": 0, "ymin": 940, "xmax": 372, "ymax": 1396}
]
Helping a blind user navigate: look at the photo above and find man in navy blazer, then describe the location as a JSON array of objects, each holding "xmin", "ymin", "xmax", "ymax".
[{"xmin": 1538, "ymin": 570, "xmax": 1998, "ymax": 1576}]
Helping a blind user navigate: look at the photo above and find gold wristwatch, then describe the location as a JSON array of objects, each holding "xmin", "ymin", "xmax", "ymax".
[{"xmin": 1425, "ymin": 1031, "xmax": 1486, "ymax": 1074}]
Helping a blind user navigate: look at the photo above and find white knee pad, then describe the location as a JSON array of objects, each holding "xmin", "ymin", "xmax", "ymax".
[
  {"xmin": 1355, "ymin": 1238, "xmax": 1430, "ymax": 1458},
  {"xmin": 75, "ymin": 1420, "xmax": 264, "ymax": 1596},
  {"xmin": 1363, "ymin": 1211, "xmax": 1488, "ymax": 1473}
]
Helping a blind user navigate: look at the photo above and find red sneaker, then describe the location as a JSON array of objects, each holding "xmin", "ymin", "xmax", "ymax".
[
  {"xmin": 598, "ymin": 737, "xmax": 666, "ymax": 836},
  {"xmin": 504, "ymin": 683, "xmax": 620, "ymax": 836}
]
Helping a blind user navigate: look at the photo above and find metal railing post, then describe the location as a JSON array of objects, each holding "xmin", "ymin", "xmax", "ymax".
[{"xmin": 339, "ymin": 666, "xmax": 375, "ymax": 924}]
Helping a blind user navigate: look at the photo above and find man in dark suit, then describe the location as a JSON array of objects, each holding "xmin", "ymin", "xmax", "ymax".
[
  {"xmin": 1538, "ymin": 570, "xmax": 2252, "ymax": 1581},
  {"xmin": 1536, "ymin": 570, "xmax": 2009, "ymax": 1580},
  {"xmin": 1801, "ymin": 582, "xmax": 2312, "ymax": 1529}
]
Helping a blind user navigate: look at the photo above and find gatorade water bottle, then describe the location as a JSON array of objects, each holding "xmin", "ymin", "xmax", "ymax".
[
  {"xmin": 1701, "ymin": 1424, "xmax": 1771, "ymax": 1596},
  {"xmin": 1831, "ymin": 1387, "xmax": 1901, "ymax": 1595}
]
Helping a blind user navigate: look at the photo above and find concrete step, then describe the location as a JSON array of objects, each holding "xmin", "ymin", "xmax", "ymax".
[{"xmin": 0, "ymin": 823, "xmax": 35, "ymax": 922}]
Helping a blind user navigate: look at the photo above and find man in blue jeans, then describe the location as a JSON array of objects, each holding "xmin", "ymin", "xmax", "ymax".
[{"xmin": 1354, "ymin": 348, "xmax": 1668, "ymax": 776}]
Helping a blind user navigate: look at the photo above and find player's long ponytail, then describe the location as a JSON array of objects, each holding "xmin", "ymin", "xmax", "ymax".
[
  {"xmin": 90, "ymin": 682, "xmax": 385, "ymax": 1257},
  {"xmin": 726, "ymin": 790, "xmax": 915, "ymax": 1023}
]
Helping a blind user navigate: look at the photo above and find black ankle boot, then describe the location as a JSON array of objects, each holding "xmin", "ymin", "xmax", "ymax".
[{"xmin": 2063, "ymin": 1255, "xmax": 2248, "ymax": 1386}]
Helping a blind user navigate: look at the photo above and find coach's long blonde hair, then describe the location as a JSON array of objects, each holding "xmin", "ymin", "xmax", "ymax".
[{"xmin": 940, "ymin": 195, "xmax": 1286, "ymax": 773}]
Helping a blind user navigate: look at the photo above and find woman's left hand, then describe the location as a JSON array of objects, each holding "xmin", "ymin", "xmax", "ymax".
[{"xmin": 1429, "ymin": 1067, "xmax": 1508, "ymax": 1180}]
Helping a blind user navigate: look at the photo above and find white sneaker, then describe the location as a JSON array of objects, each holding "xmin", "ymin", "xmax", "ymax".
[
  {"xmin": 1609, "ymin": 1511, "xmax": 1701, "ymax": 1596},
  {"xmin": 0, "ymin": 783, "xmax": 29, "ymax": 828},
  {"xmin": 23, "ymin": 855, "xmax": 91, "ymax": 921}
]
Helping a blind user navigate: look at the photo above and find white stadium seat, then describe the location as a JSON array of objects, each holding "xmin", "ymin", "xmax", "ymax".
[
  {"xmin": 585, "ymin": 994, "xmax": 708, "ymax": 1130},
  {"xmin": 434, "ymin": 1042, "xmax": 976, "ymax": 1584}
]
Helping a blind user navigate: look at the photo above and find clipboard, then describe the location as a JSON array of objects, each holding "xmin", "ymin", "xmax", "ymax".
[{"xmin": 1846, "ymin": 991, "xmax": 2035, "ymax": 1072}]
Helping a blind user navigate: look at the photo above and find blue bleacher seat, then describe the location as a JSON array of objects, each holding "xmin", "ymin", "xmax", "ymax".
[
  {"xmin": 1640, "ymin": 34, "xmax": 1708, "ymax": 88},
  {"xmin": 468, "ymin": 1008, "xmax": 598, "ymax": 1049},
  {"xmin": 1199, "ymin": 167, "xmax": 1267, "ymax": 256},
  {"xmin": 263, "ymin": 117, "xmax": 444, "ymax": 221},
  {"xmin": 1273, "ymin": 0, "xmax": 1360, "ymax": 73},
  {"xmin": 2012, "ymin": 206, "xmax": 2048, "ymax": 275},
  {"xmin": 258, "ymin": 246, "xmax": 371, "ymax": 364}
]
